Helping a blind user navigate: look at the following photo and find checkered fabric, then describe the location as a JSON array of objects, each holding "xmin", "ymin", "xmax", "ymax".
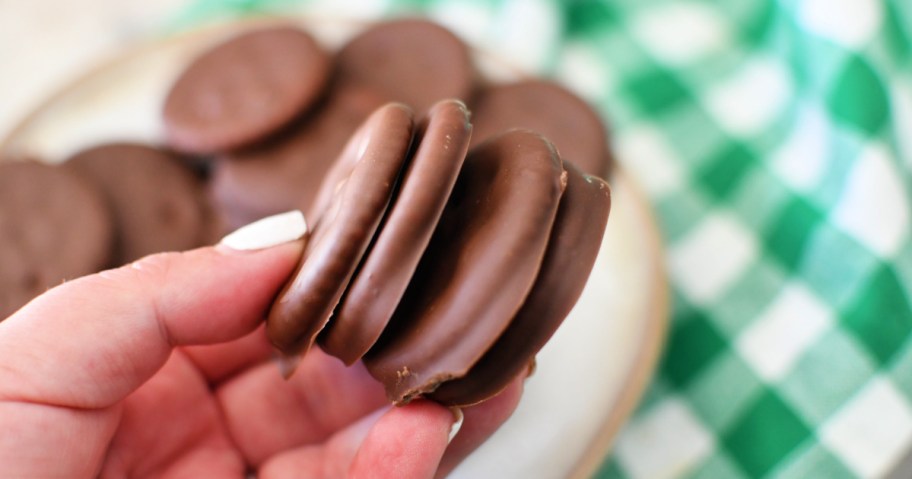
[{"xmin": 174, "ymin": 0, "xmax": 912, "ymax": 477}]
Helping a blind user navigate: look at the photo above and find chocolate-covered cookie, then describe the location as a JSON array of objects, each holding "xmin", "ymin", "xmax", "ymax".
[
  {"xmin": 321, "ymin": 99, "xmax": 472, "ymax": 365},
  {"xmin": 0, "ymin": 161, "xmax": 113, "ymax": 319},
  {"xmin": 210, "ymin": 87, "xmax": 385, "ymax": 229},
  {"xmin": 430, "ymin": 162, "xmax": 611, "ymax": 406},
  {"xmin": 266, "ymin": 103, "xmax": 415, "ymax": 357},
  {"xmin": 471, "ymin": 80, "xmax": 613, "ymax": 178},
  {"xmin": 163, "ymin": 26, "xmax": 330, "ymax": 154},
  {"xmin": 65, "ymin": 143, "xmax": 211, "ymax": 265},
  {"xmin": 336, "ymin": 19, "xmax": 474, "ymax": 113},
  {"xmin": 365, "ymin": 130, "xmax": 566, "ymax": 404}
]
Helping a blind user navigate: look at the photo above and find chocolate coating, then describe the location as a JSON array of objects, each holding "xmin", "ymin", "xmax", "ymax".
[
  {"xmin": 430, "ymin": 162, "xmax": 611, "ymax": 406},
  {"xmin": 266, "ymin": 104, "xmax": 415, "ymax": 356},
  {"xmin": 365, "ymin": 130, "xmax": 566, "ymax": 404},
  {"xmin": 210, "ymin": 86, "xmax": 385, "ymax": 229},
  {"xmin": 471, "ymin": 80, "xmax": 613, "ymax": 178},
  {"xmin": 321, "ymin": 99, "xmax": 472, "ymax": 365},
  {"xmin": 163, "ymin": 26, "xmax": 330, "ymax": 154},
  {"xmin": 336, "ymin": 19, "xmax": 474, "ymax": 113},
  {"xmin": 0, "ymin": 161, "xmax": 113, "ymax": 319},
  {"xmin": 65, "ymin": 143, "xmax": 210, "ymax": 265}
]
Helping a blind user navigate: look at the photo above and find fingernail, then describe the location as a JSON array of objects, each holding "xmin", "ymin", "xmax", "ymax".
[
  {"xmin": 447, "ymin": 407, "xmax": 464, "ymax": 444},
  {"xmin": 525, "ymin": 358, "xmax": 537, "ymax": 379},
  {"xmin": 219, "ymin": 211, "xmax": 307, "ymax": 251}
]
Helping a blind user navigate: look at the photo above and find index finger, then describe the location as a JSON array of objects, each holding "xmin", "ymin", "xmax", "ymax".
[{"xmin": 0, "ymin": 230, "xmax": 304, "ymax": 409}]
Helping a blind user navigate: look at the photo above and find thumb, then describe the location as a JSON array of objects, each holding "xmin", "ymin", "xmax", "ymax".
[{"xmin": 0, "ymin": 211, "xmax": 306, "ymax": 409}]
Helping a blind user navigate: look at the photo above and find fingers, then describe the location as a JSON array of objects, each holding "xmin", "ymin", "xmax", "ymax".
[
  {"xmin": 217, "ymin": 348, "xmax": 387, "ymax": 465},
  {"xmin": 0, "ymin": 241, "xmax": 303, "ymax": 409},
  {"xmin": 257, "ymin": 375, "xmax": 525, "ymax": 479},
  {"xmin": 0, "ymin": 350, "xmax": 251, "ymax": 478},
  {"xmin": 99, "ymin": 352, "xmax": 245, "ymax": 478},
  {"xmin": 256, "ymin": 402, "xmax": 450, "ymax": 479},
  {"xmin": 258, "ymin": 409, "xmax": 386, "ymax": 479},
  {"xmin": 0, "ymin": 400, "xmax": 114, "ymax": 477},
  {"xmin": 182, "ymin": 324, "xmax": 275, "ymax": 385},
  {"xmin": 435, "ymin": 376, "xmax": 524, "ymax": 478},
  {"xmin": 348, "ymin": 400, "xmax": 453, "ymax": 479}
]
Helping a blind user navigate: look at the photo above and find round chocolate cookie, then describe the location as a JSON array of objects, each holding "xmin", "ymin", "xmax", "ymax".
[
  {"xmin": 430, "ymin": 162, "xmax": 611, "ymax": 406},
  {"xmin": 266, "ymin": 103, "xmax": 415, "ymax": 357},
  {"xmin": 470, "ymin": 80, "xmax": 613, "ymax": 178},
  {"xmin": 65, "ymin": 143, "xmax": 210, "ymax": 265},
  {"xmin": 163, "ymin": 26, "xmax": 330, "ymax": 154},
  {"xmin": 321, "ymin": 99, "xmax": 472, "ymax": 365},
  {"xmin": 336, "ymin": 19, "xmax": 474, "ymax": 113},
  {"xmin": 0, "ymin": 161, "xmax": 113, "ymax": 319},
  {"xmin": 210, "ymin": 86, "xmax": 385, "ymax": 230},
  {"xmin": 365, "ymin": 130, "xmax": 566, "ymax": 405}
]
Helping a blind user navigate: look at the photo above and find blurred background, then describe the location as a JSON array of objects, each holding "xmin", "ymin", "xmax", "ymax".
[{"xmin": 2, "ymin": 0, "xmax": 911, "ymax": 478}]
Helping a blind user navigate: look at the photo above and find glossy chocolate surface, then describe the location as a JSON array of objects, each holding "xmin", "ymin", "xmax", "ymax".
[
  {"xmin": 365, "ymin": 130, "xmax": 565, "ymax": 404},
  {"xmin": 431, "ymin": 162, "xmax": 611, "ymax": 406},
  {"xmin": 322, "ymin": 99, "xmax": 472, "ymax": 365},
  {"xmin": 266, "ymin": 104, "xmax": 414, "ymax": 356}
]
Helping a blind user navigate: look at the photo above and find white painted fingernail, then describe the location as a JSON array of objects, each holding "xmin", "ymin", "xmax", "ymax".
[
  {"xmin": 447, "ymin": 407, "xmax": 464, "ymax": 444},
  {"xmin": 219, "ymin": 211, "xmax": 307, "ymax": 251}
]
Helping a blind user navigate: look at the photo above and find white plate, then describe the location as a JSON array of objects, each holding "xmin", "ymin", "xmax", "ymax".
[{"xmin": 0, "ymin": 17, "xmax": 668, "ymax": 479}]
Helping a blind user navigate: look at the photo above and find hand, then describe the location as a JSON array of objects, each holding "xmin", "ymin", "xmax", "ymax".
[{"xmin": 0, "ymin": 237, "xmax": 523, "ymax": 478}]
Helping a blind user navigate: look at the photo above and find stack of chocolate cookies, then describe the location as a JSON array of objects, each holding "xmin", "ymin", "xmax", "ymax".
[{"xmin": 0, "ymin": 20, "xmax": 614, "ymax": 407}]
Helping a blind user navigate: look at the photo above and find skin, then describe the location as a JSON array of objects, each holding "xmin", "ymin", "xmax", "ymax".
[{"xmin": 0, "ymin": 242, "xmax": 523, "ymax": 478}]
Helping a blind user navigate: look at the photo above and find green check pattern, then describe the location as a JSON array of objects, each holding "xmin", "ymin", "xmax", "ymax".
[{"xmin": 173, "ymin": 0, "xmax": 912, "ymax": 477}]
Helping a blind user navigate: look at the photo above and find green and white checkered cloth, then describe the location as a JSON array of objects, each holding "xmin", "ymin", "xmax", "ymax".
[{"xmin": 172, "ymin": 0, "xmax": 912, "ymax": 477}]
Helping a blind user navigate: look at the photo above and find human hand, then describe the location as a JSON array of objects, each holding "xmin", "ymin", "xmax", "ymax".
[{"xmin": 0, "ymin": 214, "xmax": 524, "ymax": 478}]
